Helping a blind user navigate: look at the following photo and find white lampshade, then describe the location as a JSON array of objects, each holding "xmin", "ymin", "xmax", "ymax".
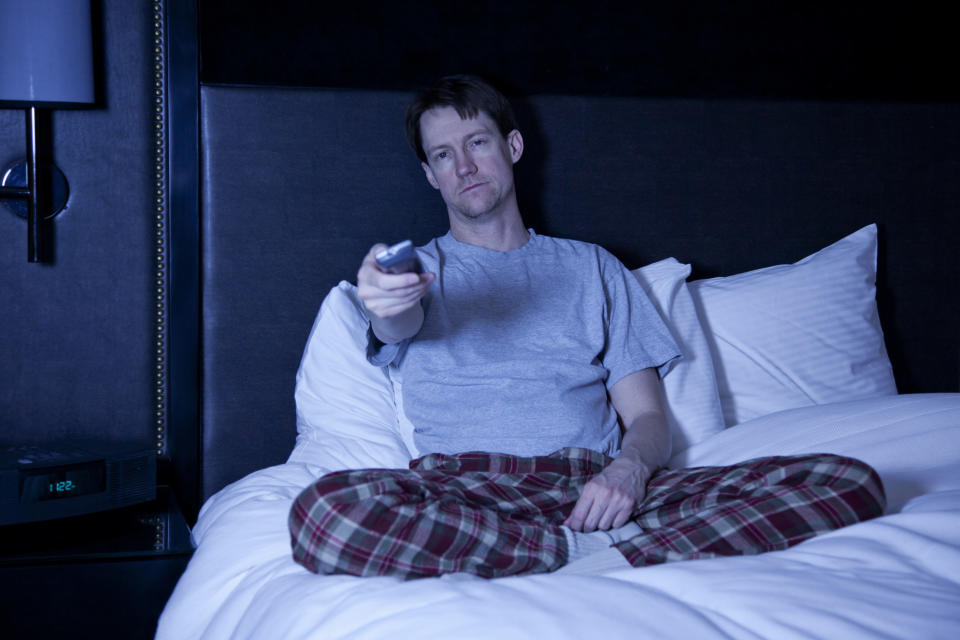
[{"xmin": 0, "ymin": 0, "xmax": 94, "ymax": 106}]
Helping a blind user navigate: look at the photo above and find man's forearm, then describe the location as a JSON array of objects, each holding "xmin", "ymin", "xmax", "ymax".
[
  {"xmin": 617, "ymin": 410, "xmax": 671, "ymax": 476},
  {"xmin": 370, "ymin": 302, "xmax": 424, "ymax": 345}
]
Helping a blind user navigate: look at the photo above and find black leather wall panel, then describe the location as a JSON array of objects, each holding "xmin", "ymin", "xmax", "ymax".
[
  {"xmin": 200, "ymin": 85, "xmax": 958, "ymax": 499},
  {"xmin": 200, "ymin": 88, "xmax": 445, "ymax": 499},
  {"xmin": 0, "ymin": 2, "xmax": 158, "ymax": 451}
]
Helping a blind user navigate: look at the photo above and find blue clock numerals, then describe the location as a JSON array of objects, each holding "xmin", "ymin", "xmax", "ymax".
[
  {"xmin": 22, "ymin": 462, "xmax": 105, "ymax": 502},
  {"xmin": 49, "ymin": 480, "xmax": 76, "ymax": 493}
]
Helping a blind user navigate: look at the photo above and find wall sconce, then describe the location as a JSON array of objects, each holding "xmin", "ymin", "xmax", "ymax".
[{"xmin": 0, "ymin": 0, "xmax": 95, "ymax": 263}]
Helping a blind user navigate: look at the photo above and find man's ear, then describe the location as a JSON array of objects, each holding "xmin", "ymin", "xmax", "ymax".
[
  {"xmin": 421, "ymin": 161, "xmax": 440, "ymax": 190},
  {"xmin": 507, "ymin": 129, "xmax": 524, "ymax": 164}
]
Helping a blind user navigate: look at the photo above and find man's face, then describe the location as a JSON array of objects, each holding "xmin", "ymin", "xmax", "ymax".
[{"xmin": 419, "ymin": 106, "xmax": 523, "ymax": 223}]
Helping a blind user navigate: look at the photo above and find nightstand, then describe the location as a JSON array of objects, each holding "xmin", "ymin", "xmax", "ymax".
[{"xmin": 0, "ymin": 485, "xmax": 193, "ymax": 639}]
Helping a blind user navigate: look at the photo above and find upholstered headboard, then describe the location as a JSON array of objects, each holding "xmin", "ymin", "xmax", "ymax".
[{"xmin": 192, "ymin": 84, "xmax": 958, "ymax": 514}]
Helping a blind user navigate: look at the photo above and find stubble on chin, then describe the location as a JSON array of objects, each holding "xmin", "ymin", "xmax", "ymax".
[{"xmin": 449, "ymin": 182, "xmax": 509, "ymax": 222}]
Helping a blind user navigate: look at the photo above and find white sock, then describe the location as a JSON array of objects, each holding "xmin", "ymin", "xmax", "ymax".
[
  {"xmin": 561, "ymin": 521, "xmax": 641, "ymax": 563},
  {"xmin": 562, "ymin": 526, "xmax": 613, "ymax": 562},
  {"xmin": 557, "ymin": 546, "xmax": 633, "ymax": 575}
]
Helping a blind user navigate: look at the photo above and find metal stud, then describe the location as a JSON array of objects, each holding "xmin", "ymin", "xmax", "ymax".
[{"xmin": 152, "ymin": 1, "xmax": 168, "ymax": 457}]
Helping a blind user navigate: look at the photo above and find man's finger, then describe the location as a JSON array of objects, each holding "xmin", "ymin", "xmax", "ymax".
[
  {"xmin": 568, "ymin": 483, "xmax": 614, "ymax": 532},
  {"xmin": 564, "ymin": 491, "xmax": 595, "ymax": 531},
  {"xmin": 610, "ymin": 507, "xmax": 632, "ymax": 530},
  {"xmin": 365, "ymin": 269, "xmax": 423, "ymax": 294},
  {"xmin": 582, "ymin": 495, "xmax": 615, "ymax": 532},
  {"xmin": 597, "ymin": 496, "xmax": 631, "ymax": 531}
]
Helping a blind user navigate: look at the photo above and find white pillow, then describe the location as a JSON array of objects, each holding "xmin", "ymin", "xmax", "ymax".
[
  {"xmin": 290, "ymin": 281, "xmax": 412, "ymax": 471},
  {"xmin": 687, "ymin": 224, "xmax": 897, "ymax": 426},
  {"xmin": 631, "ymin": 258, "xmax": 725, "ymax": 452}
]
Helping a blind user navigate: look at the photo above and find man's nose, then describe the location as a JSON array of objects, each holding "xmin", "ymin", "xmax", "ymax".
[{"xmin": 455, "ymin": 154, "xmax": 477, "ymax": 177}]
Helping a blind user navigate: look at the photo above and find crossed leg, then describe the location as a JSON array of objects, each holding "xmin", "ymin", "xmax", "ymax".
[{"xmin": 289, "ymin": 449, "xmax": 885, "ymax": 579}]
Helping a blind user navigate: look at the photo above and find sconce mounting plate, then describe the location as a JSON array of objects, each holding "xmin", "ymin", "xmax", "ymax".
[{"xmin": 1, "ymin": 161, "xmax": 69, "ymax": 220}]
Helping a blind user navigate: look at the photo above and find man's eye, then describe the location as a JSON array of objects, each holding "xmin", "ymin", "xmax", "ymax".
[
  {"xmin": 434, "ymin": 151, "xmax": 448, "ymax": 161},
  {"xmin": 471, "ymin": 138, "xmax": 487, "ymax": 147}
]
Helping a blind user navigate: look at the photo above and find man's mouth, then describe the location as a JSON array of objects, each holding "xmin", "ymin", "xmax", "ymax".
[{"xmin": 459, "ymin": 181, "xmax": 487, "ymax": 195}]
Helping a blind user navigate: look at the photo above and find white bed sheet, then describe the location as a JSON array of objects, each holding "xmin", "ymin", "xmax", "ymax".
[{"xmin": 157, "ymin": 394, "xmax": 960, "ymax": 640}]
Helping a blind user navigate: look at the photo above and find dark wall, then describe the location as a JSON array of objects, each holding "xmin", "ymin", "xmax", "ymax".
[
  {"xmin": 192, "ymin": 0, "xmax": 959, "ymax": 400},
  {"xmin": 0, "ymin": 2, "xmax": 161, "ymax": 452},
  {"xmin": 198, "ymin": 0, "xmax": 958, "ymax": 101},
  {"xmin": 3, "ymin": 0, "xmax": 954, "ymax": 515}
]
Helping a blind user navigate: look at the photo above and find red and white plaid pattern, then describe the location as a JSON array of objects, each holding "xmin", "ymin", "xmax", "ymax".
[
  {"xmin": 289, "ymin": 448, "xmax": 884, "ymax": 579},
  {"xmin": 614, "ymin": 453, "xmax": 885, "ymax": 565}
]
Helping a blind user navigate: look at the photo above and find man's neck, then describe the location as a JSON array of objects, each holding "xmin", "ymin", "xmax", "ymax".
[{"xmin": 448, "ymin": 209, "xmax": 530, "ymax": 252}]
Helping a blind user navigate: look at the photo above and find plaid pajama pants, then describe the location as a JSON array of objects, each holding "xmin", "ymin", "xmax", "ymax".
[{"xmin": 289, "ymin": 448, "xmax": 885, "ymax": 579}]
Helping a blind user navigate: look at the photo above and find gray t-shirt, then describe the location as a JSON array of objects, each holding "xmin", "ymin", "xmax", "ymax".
[{"xmin": 369, "ymin": 230, "xmax": 680, "ymax": 457}]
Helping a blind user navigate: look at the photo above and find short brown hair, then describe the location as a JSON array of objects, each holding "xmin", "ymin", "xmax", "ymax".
[{"xmin": 405, "ymin": 75, "xmax": 519, "ymax": 163}]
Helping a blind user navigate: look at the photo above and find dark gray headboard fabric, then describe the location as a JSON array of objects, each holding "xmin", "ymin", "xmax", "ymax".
[{"xmin": 198, "ymin": 84, "xmax": 959, "ymax": 501}]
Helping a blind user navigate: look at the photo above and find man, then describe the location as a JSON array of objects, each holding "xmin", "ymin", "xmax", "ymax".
[
  {"xmin": 360, "ymin": 75, "xmax": 677, "ymax": 534},
  {"xmin": 289, "ymin": 76, "xmax": 885, "ymax": 578}
]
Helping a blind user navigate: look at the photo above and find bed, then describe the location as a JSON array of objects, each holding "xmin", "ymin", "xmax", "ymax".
[{"xmin": 156, "ymin": 85, "xmax": 960, "ymax": 639}]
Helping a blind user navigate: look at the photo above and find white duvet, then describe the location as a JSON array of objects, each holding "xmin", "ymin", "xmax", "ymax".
[{"xmin": 157, "ymin": 394, "xmax": 960, "ymax": 639}]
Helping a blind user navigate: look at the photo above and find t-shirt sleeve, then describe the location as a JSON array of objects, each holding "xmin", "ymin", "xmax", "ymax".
[
  {"xmin": 601, "ymin": 255, "xmax": 681, "ymax": 388},
  {"xmin": 365, "ymin": 325, "xmax": 410, "ymax": 367}
]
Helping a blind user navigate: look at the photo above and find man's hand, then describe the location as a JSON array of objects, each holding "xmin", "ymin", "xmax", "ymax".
[
  {"xmin": 563, "ymin": 456, "xmax": 652, "ymax": 532},
  {"xmin": 357, "ymin": 244, "xmax": 434, "ymax": 321},
  {"xmin": 563, "ymin": 368, "xmax": 670, "ymax": 532}
]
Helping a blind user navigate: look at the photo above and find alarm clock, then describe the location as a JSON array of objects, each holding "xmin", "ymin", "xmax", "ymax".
[{"xmin": 0, "ymin": 439, "xmax": 156, "ymax": 525}]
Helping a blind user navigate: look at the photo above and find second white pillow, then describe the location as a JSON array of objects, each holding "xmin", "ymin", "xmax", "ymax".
[{"xmin": 687, "ymin": 224, "xmax": 897, "ymax": 426}]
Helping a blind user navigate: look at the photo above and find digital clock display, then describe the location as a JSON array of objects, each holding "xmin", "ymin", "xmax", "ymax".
[{"xmin": 19, "ymin": 461, "xmax": 106, "ymax": 503}]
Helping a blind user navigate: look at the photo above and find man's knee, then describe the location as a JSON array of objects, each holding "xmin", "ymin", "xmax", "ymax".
[
  {"xmin": 288, "ymin": 477, "xmax": 353, "ymax": 575},
  {"xmin": 817, "ymin": 453, "xmax": 886, "ymax": 513},
  {"xmin": 289, "ymin": 485, "xmax": 325, "ymax": 574},
  {"xmin": 780, "ymin": 453, "xmax": 886, "ymax": 521}
]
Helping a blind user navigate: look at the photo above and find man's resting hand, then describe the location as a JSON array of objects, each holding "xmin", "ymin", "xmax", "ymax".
[{"xmin": 563, "ymin": 456, "xmax": 652, "ymax": 532}]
